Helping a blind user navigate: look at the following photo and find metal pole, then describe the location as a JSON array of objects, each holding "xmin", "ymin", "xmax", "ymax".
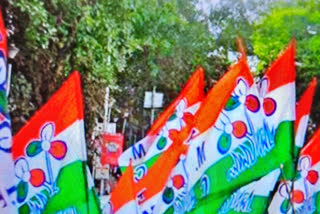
[
  {"xmin": 100, "ymin": 179, "xmax": 104, "ymax": 196},
  {"xmin": 122, "ymin": 118, "xmax": 127, "ymax": 134},
  {"xmin": 104, "ymin": 87, "xmax": 110, "ymax": 132},
  {"xmin": 102, "ymin": 87, "xmax": 109, "ymax": 197},
  {"xmin": 150, "ymin": 86, "xmax": 156, "ymax": 125},
  {"xmin": 6, "ymin": 64, "xmax": 12, "ymax": 97}
]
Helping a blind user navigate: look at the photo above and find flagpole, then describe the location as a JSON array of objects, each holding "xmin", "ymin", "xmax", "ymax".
[
  {"xmin": 279, "ymin": 164, "xmax": 295, "ymax": 213},
  {"xmin": 100, "ymin": 87, "xmax": 110, "ymax": 197}
]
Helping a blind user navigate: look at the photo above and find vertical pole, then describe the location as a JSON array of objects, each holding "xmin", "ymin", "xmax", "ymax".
[
  {"xmin": 6, "ymin": 64, "xmax": 12, "ymax": 97},
  {"xmin": 104, "ymin": 87, "xmax": 110, "ymax": 132},
  {"xmin": 150, "ymin": 86, "xmax": 156, "ymax": 125},
  {"xmin": 100, "ymin": 179, "xmax": 104, "ymax": 196},
  {"xmin": 122, "ymin": 118, "xmax": 127, "ymax": 134},
  {"xmin": 101, "ymin": 87, "xmax": 109, "ymax": 196}
]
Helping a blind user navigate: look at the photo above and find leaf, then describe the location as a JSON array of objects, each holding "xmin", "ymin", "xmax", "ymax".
[
  {"xmin": 217, "ymin": 132, "xmax": 231, "ymax": 155},
  {"xmin": 162, "ymin": 187, "xmax": 174, "ymax": 204},
  {"xmin": 17, "ymin": 181, "xmax": 28, "ymax": 203},
  {"xmin": 156, "ymin": 136, "xmax": 167, "ymax": 150},
  {"xmin": 41, "ymin": 123, "xmax": 54, "ymax": 141},
  {"xmin": 224, "ymin": 96, "xmax": 240, "ymax": 111},
  {"xmin": 26, "ymin": 141, "xmax": 43, "ymax": 157},
  {"xmin": 168, "ymin": 113, "xmax": 177, "ymax": 121}
]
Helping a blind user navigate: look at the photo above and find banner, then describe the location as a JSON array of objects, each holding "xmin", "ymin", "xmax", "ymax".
[{"xmin": 100, "ymin": 133, "xmax": 124, "ymax": 166}]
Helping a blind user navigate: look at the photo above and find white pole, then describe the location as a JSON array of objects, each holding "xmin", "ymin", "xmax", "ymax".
[
  {"xmin": 104, "ymin": 87, "xmax": 110, "ymax": 132},
  {"xmin": 6, "ymin": 64, "xmax": 12, "ymax": 97},
  {"xmin": 101, "ymin": 87, "xmax": 109, "ymax": 196},
  {"xmin": 150, "ymin": 86, "xmax": 156, "ymax": 125},
  {"xmin": 100, "ymin": 179, "xmax": 104, "ymax": 196}
]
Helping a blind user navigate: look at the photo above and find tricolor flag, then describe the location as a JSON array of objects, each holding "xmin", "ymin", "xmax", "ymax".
[
  {"xmin": 156, "ymin": 58, "xmax": 259, "ymax": 213},
  {"xmin": 269, "ymin": 126, "xmax": 320, "ymax": 214},
  {"xmin": 118, "ymin": 67, "xmax": 204, "ymax": 177},
  {"xmin": 188, "ymin": 169, "xmax": 280, "ymax": 214},
  {"xmin": 156, "ymin": 41, "xmax": 296, "ymax": 213},
  {"xmin": 0, "ymin": 8, "xmax": 18, "ymax": 214},
  {"xmin": 12, "ymin": 71, "xmax": 100, "ymax": 213},
  {"xmin": 259, "ymin": 40, "xmax": 296, "ymax": 178},
  {"xmin": 294, "ymin": 78, "xmax": 317, "ymax": 158},
  {"xmin": 268, "ymin": 78, "xmax": 317, "ymax": 213},
  {"xmin": 108, "ymin": 164, "xmax": 139, "ymax": 214},
  {"xmin": 109, "ymin": 128, "xmax": 189, "ymax": 214},
  {"xmin": 151, "ymin": 57, "xmax": 254, "ymax": 213}
]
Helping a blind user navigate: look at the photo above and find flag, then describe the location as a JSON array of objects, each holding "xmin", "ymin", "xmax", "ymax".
[
  {"xmin": 269, "ymin": 126, "xmax": 320, "ymax": 214},
  {"xmin": 12, "ymin": 71, "xmax": 100, "ymax": 213},
  {"xmin": 268, "ymin": 78, "xmax": 317, "ymax": 213},
  {"xmin": 108, "ymin": 164, "xmax": 139, "ymax": 214},
  {"xmin": 294, "ymin": 78, "xmax": 317, "ymax": 157},
  {"xmin": 109, "ymin": 129, "xmax": 189, "ymax": 214},
  {"xmin": 153, "ymin": 57, "xmax": 256, "ymax": 213},
  {"xmin": 0, "ymin": 8, "xmax": 18, "ymax": 214},
  {"xmin": 141, "ymin": 56, "xmax": 253, "ymax": 213},
  {"xmin": 156, "ymin": 41, "xmax": 296, "ymax": 213},
  {"xmin": 188, "ymin": 169, "xmax": 281, "ymax": 214},
  {"xmin": 118, "ymin": 67, "xmax": 204, "ymax": 177}
]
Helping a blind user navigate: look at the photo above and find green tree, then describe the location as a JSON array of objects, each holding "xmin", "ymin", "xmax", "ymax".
[
  {"xmin": 7, "ymin": 0, "xmax": 217, "ymax": 149},
  {"xmin": 252, "ymin": 0, "xmax": 320, "ymax": 128}
]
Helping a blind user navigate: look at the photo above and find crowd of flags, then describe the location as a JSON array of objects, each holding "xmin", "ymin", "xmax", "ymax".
[
  {"xmin": 107, "ymin": 39, "xmax": 320, "ymax": 214},
  {"xmin": 0, "ymin": 8, "xmax": 320, "ymax": 214}
]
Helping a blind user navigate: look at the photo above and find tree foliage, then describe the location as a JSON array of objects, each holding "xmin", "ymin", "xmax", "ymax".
[
  {"xmin": 5, "ymin": 0, "xmax": 320, "ymax": 150},
  {"xmin": 6, "ymin": 0, "xmax": 218, "ymax": 148},
  {"xmin": 252, "ymin": 0, "xmax": 320, "ymax": 128}
]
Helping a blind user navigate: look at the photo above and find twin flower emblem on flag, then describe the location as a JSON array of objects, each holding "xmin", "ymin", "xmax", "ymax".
[
  {"xmin": 155, "ymin": 100, "xmax": 194, "ymax": 152},
  {"xmin": 14, "ymin": 122, "xmax": 67, "ymax": 211},
  {"xmin": 278, "ymin": 156, "xmax": 319, "ymax": 213},
  {"xmin": 215, "ymin": 78, "xmax": 276, "ymax": 181}
]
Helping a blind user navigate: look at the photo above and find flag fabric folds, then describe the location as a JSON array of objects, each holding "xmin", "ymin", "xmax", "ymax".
[
  {"xmin": 152, "ymin": 57, "xmax": 255, "ymax": 213},
  {"xmin": 294, "ymin": 78, "xmax": 317, "ymax": 155},
  {"xmin": 118, "ymin": 67, "xmax": 204, "ymax": 180},
  {"xmin": 268, "ymin": 78, "xmax": 317, "ymax": 214},
  {"xmin": 12, "ymin": 71, "xmax": 100, "ymax": 214},
  {"xmin": 189, "ymin": 169, "xmax": 281, "ymax": 214},
  {"xmin": 108, "ymin": 164, "xmax": 139, "ymax": 214},
  {"xmin": 269, "ymin": 126, "xmax": 320, "ymax": 214},
  {"xmin": 152, "ymin": 41, "xmax": 296, "ymax": 214},
  {"xmin": 189, "ymin": 41, "xmax": 296, "ymax": 198},
  {"xmin": 0, "ymin": 8, "xmax": 18, "ymax": 214}
]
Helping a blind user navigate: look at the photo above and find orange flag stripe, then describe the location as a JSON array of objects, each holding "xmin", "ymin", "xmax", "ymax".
[
  {"xmin": 295, "ymin": 78, "xmax": 317, "ymax": 134},
  {"xmin": 193, "ymin": 58, "xmax": 253, "ymax": 133},
  {"xmin": 147, "ymin": 67, "xmax": 205, "ymax": 136},
  {"xmin": 301, "ymin": 126, "xmax": 320, "ymax": 167},
  {"xmin": 131, "ymin": 58, "xmax": 253, "ymax": 203},
  {"xmin": 0, "ymin": 7, "xmax": 7, "ymax": 56},
  {"xmin": 12, "ymin": 71, "xmax": 84, "ymax": 159},
  {"xmin": 264, "ymin": 39, "xmax": 296, "ymax": 93},
  {"xmin": 110, "ymin": 164, "xmax": 136, "ymax": 212}
]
